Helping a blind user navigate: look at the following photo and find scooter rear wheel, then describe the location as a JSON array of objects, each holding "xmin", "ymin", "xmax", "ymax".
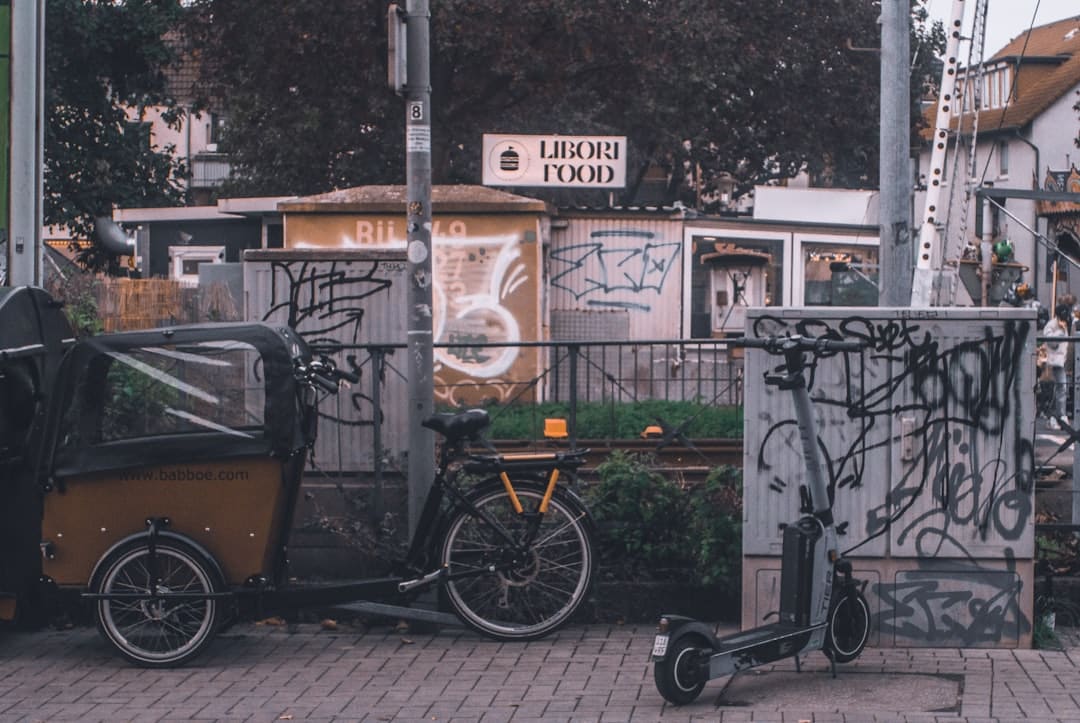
[
  {"xmin": 824, "ymin": 587, "xmax": 870, "ymax": 663},
  {"xmin": 654, "ymin": 633, "xmax": 709, "ymax": 705}
]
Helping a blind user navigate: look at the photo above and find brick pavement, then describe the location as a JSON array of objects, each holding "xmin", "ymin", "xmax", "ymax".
[{"xmin": 2, "ymin": 622, "xmax": 1080, "ymax": 722}]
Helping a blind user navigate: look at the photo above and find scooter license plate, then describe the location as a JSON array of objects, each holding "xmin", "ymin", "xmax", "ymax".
[{"xmin": 651, "ymin": 634, "xmax": 669, "ymax": 658}]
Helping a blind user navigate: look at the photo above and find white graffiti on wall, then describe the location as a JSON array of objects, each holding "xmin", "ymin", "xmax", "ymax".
[{"xmin": 433, "ymin": 234, "xmax": 527, "ymax": 379}]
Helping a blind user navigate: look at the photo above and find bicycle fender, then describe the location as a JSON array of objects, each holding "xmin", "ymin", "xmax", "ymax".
[
  {"xmin": 655, "ymin": 615, "xmax": 717, "ymax": 661},
  {"xmin": 87, "ymin": 530, "xmax": 227, "ymax": 591}
]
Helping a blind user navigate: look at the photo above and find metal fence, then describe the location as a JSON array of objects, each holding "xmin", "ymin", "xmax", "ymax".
[{"xmin": 307, "ymin": 338, "xmax": 744, "ymax": 476}]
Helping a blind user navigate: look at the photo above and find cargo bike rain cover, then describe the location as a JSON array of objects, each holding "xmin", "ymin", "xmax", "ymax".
[
  {"xmin": 49, "ymin": 322, "xmax": 312, "ymax": 479},
  {"xmin": 28, "ymin": 321, "xmax": 314, "ymax": 599}
]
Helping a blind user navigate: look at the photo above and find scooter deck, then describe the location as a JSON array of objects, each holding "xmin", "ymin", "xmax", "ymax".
[{"xmin": 710, "ymin": 621, "xmax": 824, "ymax": 673}]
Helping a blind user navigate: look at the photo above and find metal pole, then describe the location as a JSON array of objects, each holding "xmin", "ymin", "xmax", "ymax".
[
  {"xmin": 7, "ymin": 1, "xmax": 44, "ymax": 287},
  {"xmin": 568, "ymin": 344, "xmax": 579, "ymax": 449},
  {"xmin": 404, "ymin": 0, "xmax": 433, "ymax": 537},
  {"xmin": 371, "ymin": 347, "xmax": 385, "ymax": 523},
  {"xmin": 878, "ymin": 0, "xmax": 912, "ymax": 306},
  {"xmin": 910, "ymin": 0, "xmax": 966, "ymax": 306},
  {"xmin": 980, "ymin": 190, "xmax": 993, "ymax": 306},
  {"xmin": 1073, "ymin": 339, "xmax": 1080, "ymax": 527}
]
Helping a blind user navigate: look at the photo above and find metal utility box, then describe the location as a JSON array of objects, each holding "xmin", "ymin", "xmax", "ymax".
[{"xmin": 741, "ymin": 307, "xmax": 1036, "ymax": 648}]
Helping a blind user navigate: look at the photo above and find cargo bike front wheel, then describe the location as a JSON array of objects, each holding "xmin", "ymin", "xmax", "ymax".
[{"xmin": 90, "ymin": 535, "xmax": 226, "ymax": 667}]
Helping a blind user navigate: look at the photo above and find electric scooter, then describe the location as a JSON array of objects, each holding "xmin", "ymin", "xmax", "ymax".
[{"xmin": 652, "ymin": 334, "xmax": 871, "ymax": 705}]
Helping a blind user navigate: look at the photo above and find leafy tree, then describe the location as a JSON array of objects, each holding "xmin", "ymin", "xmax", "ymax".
[
  {"xmin": 44, "ymin": 0, "xmax": 187, "ymax": 271},
  {"xmin": 186, "ymin": 0, "xmax": 944, "ymax": 209},
  {"xmin": 183, "ymin": 0, "xmax": 401, "ymax": 197}
]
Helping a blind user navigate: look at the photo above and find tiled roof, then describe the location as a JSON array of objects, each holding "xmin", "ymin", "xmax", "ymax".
[
  {"xmin": 924, "ymin": 14, "xmax": 1080, "ymax": 137},
  {"xmin": 162, "ymin": 29, "xmax": 221, "ymax": 108}
]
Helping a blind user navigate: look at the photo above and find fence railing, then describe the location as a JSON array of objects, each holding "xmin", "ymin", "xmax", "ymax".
[{"xmin": 307, "ymin": 338, "xmax": 744, "ymax": 478}]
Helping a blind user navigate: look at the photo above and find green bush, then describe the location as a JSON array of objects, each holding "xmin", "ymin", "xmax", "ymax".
[
  {"xmin": 689, "ymin": 465, "xmax": 743, "ymax": 583},
  {"xmin": 481, "ymin": 400, "xmax": 742, "ymax": 440},
  {"xmin": 46, "ymin": 274, "xmax": 103, "ymax": 337},
  {"xmin": 585, "ymin": 451, "xmax": 742, "ymax": 584}
]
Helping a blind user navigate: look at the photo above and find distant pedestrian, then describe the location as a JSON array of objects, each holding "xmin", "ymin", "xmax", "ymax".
[
  {"xmin": 1043, "ymin": 302, "xmax": 1071, "ymax": 429},
  {"xmin": 1061, "ymin": 293, "xmax": 1078, "ymax": 331}
]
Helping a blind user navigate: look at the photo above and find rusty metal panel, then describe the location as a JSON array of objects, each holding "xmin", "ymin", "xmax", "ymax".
[
  {"xmin": 549, "ymin": 216, "xmax": 685, "ymax": 340},
  {"xmin": 244, "ymin": 252, "xmax": 409, "ymax": 472}
]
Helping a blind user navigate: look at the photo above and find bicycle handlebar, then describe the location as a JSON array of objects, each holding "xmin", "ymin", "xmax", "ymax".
[
  {"xmin": 336, "ymin": 367, "xmax": 360, "ymax": 384},
  {"xmin": 309, "ymin": 372, "xmax": 339, "ymax": 393},
  {"xmin": 737, "ymin": 335, "xmax": 865, "ymax": 354},
  {"xmin": 296, "ymin": 355, "xmax": 358, "ymax": 393}
]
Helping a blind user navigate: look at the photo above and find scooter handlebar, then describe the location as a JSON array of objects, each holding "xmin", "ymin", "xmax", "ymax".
[{"xmin": 737, "ymin": 335, "xmax": 865, "ymax": 354}]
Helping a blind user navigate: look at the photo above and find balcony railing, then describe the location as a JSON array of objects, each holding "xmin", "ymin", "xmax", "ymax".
[{"xmin": 191, "ymin": 152, "xmax": 231, "ymax": 188}]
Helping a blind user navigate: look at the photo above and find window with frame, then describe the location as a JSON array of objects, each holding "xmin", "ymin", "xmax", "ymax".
[
  {"xmin": 802, "ymin": 243, "xmax": 879, "ymax": 306},
  {"xmin": 124, "ymin": 120, "xmax": 152, "ymax": 148}
]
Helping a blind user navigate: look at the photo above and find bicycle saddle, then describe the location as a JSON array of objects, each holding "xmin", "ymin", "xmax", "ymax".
[{"xmin": 422, "ymin": 409, "xmax": 491, "ymax": 441}]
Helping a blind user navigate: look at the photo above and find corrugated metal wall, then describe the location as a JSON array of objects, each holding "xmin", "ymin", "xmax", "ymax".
[
  {"xmin": 742, "ymin": 306, "xmax": 1037, "ymax": 647},
  {"xmin": 743, "ymin": 307, "xmax": 1036, "ymax": 559},
  {"xmin": 549, "ymin": 216, "xmax": 685, "ymax": 340},
  {"xmin": 244, "ymin": 250, "xmax": 409, "ymax": 472}
]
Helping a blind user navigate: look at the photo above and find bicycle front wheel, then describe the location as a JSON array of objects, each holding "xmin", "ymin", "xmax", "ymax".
[
  {"xmin": 440, "ymin": 481, "xmax": 594, "ymax": 641},
  {"xmin": 91, "ymin": 536, "xmax": 223, "ymax": 667}
]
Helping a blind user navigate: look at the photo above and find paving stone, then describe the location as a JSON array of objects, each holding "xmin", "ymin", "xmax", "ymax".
[{"xmin": 4, "ymin": 624, "xmax": 1080, "ymax": 720}]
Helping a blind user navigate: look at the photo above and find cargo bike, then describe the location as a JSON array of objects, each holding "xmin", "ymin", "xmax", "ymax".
[{"xmin": 0, "ymin": 286, "xmax": 595, "ymax": 667}]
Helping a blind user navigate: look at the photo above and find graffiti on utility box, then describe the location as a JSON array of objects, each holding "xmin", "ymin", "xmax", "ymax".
[{"xmin": 743, "ymin": 310, "xmax": 1036, "ymax": 647}]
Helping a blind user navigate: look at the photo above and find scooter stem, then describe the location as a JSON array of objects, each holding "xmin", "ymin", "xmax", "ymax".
[{"xmin": 786, "ymin": 358, "xmax": 832, "ymax": 523}]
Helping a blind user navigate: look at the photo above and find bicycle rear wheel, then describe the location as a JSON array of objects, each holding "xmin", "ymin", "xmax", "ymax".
[{"xmin": 440, "ymin": 481, "xmax": 594, "ymax": 641}]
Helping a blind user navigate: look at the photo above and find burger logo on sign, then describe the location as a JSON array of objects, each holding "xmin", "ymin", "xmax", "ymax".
[
  {"xmin": 499, "ymin": 148, "xmax": 520, "ymax": 171},
  {"xmin": 487, "ymin": 140, "xmax": 529, "ymax": 182}
]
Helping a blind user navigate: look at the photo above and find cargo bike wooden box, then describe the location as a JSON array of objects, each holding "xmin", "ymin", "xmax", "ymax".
[{"xmin": 0, "ymin": 286, "xmax": 595, "ymax": 667}]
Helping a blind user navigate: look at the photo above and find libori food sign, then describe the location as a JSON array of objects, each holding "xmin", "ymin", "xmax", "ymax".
[{"xmin": 482, "ymin": 134, "xmax": 626, "ymax": 188}]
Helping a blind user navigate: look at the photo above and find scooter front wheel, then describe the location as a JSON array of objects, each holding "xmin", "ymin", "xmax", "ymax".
[
  {"xmin": 654, "ymin": 633, "xmax": 709, "ymax": 705},
  {"xmin": 824, "ymin": 587, "xmax": 870, "ymax": 663}
]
